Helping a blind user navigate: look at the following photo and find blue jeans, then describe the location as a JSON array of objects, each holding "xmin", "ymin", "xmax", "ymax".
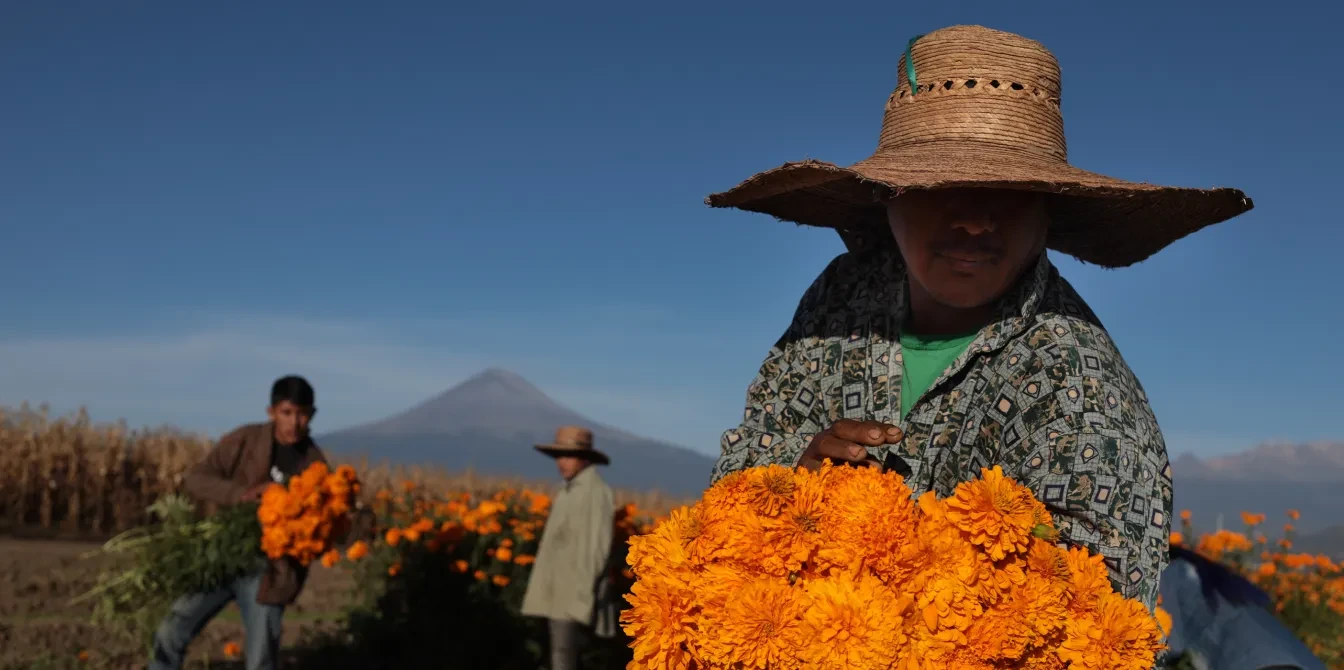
[{"xmin": 148, "ymin": 571, "xmax": 284, "ymax": 670}]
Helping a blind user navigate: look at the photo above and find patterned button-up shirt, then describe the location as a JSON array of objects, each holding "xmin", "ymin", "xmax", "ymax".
[{"xmin": 711, "ymin": 248, "xmax": 1173, "ymax": 610}]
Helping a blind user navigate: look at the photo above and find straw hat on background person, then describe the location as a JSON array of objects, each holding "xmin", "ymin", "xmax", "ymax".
[{"xmin": 534, "ymin": 425, "xmax": 610, "ymax": 466}]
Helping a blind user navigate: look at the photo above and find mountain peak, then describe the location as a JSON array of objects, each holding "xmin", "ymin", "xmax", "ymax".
[
  {"xmin": 331, "ymin": 367, "xmax": 573, "ymax": 436},
  {"xmin": 468, "ymin": 366, "xmax": 530, "ymax": 385},
  {"xmin": 317, "ymin": 367, "xmax": 718, "ymax": 495},
  {"xmin": 456, "ymin": 367, "xmax": 554, "ymax": 403}
]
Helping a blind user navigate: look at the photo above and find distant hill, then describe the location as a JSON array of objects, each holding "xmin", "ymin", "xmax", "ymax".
[
  {"xmin": 317, "ymin": 368, "xmax": 718, "ymax": 497},
  {"xmin": 1294, "ymin": 525, "xmax": 1344, "ymax": 560},
  {"xmin": 1173, "ymin": 442, "xmax": 1344, "ymax": 534},
  {"xmin": 1173, "ymin": 442, "xmax": 1344, "ymax": 482}
]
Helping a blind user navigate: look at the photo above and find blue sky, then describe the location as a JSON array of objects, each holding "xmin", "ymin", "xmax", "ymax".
[{"xmin": 2, "ymin": 1, "xmax": 1340, "ymax": 459}]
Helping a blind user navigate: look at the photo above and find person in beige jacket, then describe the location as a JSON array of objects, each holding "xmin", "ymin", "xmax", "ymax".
[{"xmin": 520, "ymin": 426, "xmax": 619, "ymax": 670}]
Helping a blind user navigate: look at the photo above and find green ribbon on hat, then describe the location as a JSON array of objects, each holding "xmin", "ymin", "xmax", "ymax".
[{"xmin": 905, "ymin": 34, "xmax": 925, "ymax": 95}]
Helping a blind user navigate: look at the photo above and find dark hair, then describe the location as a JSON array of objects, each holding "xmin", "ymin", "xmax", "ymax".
[{"xmin": 270, "ymin": 375, "xmax": 315, "ymax": 408}]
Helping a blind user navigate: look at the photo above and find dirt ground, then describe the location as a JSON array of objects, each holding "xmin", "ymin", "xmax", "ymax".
[{"xmin": 0, "ymin": 537, "xmax": 355, "ymax": 669}]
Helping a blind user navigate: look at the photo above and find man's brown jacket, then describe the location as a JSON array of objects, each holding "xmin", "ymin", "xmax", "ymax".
[{"xmin": 183, "ymin": 421, "xmax": 325, "ymax": 606}]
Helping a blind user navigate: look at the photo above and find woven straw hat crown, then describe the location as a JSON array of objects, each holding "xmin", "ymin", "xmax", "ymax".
[
  {"xmin": 534, "ymin": 425, "xmax": 610, "ymax": 465},
  {"xmin": 707, "ymin": 25, "xmax": 1252, "ymax": 268},
  {"xmin": 882, "ymin": 26, "xmax": 1064, "ymax": 162}
]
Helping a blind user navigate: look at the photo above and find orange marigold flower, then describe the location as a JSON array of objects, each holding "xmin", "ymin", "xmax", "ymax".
[
  {"xmin": 1065, "ymin": 546, "xmax": 1113, "ymax": 615},
  {"xmin": 1058, "ymin": 591, "xmax": 1164, "ymax": 670},
  {"xmin": 474, "ymin": 569, "xmax": 487, "ymax": 581},
  {"xmin": 1179, "ymin": 509, "xmax": 1192, "ymax": 521},
  {"xmin": 798, "ymin": 573, "xmax": 910, "ymax": 670},
  {"xmin": 744, "ymin": 463, "xmax": 797, "ymax": 517},
  {"xmin": 698, "ymin": 468, "xmax": 752, "ymax": 517},
  {"xmin": 320, "ymin": 549, "xmax": 340, "ymax": 568},
  {"xmin": 492, "ymin": 574, "xmax": 510, "ymax": 587},
  {"xmin": 1197, "ymin": 529, "xmax": 1254, "ymax": 559},
  {"xmin": 621, "ymin": 570, "xmax": 698, "ymax": 670},
  {"xmin": 496, "ymin": 547, "xmax": 513, "ymax": 562},
  {"xmin": 965, "ymin": 568, "xmax": 1066, "ymax": 661},
  {"xmin": 697, "ymin": 573, "xmax": 808, "ymax": 668},
  {"xmin": 77, "ymin": 650, "xmax": 90, "ymax": 662},
  {"xmin": 388, "ymin": 563, "xmax": 401, "ymax": 577},
  {"xmin": 385, "ymin": 528, "xmax": 403, "ymax": 546},
  {"xmin": 346, "ymin": 540, "xmax": 369, "ymax": 561},
  {"xmin": 1241, "ymin": 511, "xmax": 1266, "ymax": 527},
  {"xmin": 1154, "ymin": 604, "xmax": 1173, "ymax": 638},
  {"xmin": 627, "ymin": 507, "xmax": 692, "ymax": 575},
  {"xmin": 762, "ymin": 470, "xmax": 826, "ymax": 572},
  {"xmin": 514, "ymin": 554, "xmax": 535, "ymax": 566},
  {"xmin": 902, "ymin": 526, "xmax": 984, "ymax": 635},
  {"xmin": 945, "ymin": 465, "xmax": 1049, "ymax": 561},
  {"xmin": 454, "ymin": 559, "xmax": 470, "ymax": 573},
  {"xmin": 815, "ymin": 464, "xmax": 915, "ymax": 578},
  {"xmin": 1288, "ymin": 509, "xmax": 1301, "ymax": 521},
  {"xmin": 1170, "ymin": 531, "xmax": 1184, "ymax": 546},
  {"xmin": 222, "ymin": 641, "xmax": 242, "ymax": 658}
]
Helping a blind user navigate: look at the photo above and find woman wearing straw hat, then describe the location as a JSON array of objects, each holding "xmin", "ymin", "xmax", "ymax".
[
  {"xmin": 521, "ymin": 425, "xmax": 619, "ymax": 670},
  {"xmin": 708, "ymin": 25, "xmax": 1252, "ymax": 613}
]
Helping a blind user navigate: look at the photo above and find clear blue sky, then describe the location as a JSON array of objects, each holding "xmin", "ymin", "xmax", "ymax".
[{"xmin": 2, "ymin": 1, "xmax": 1340, "ymax": 458}]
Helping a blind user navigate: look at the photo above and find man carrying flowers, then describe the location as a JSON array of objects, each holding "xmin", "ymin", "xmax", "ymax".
[
  {"xmin": 148, "ymin": 375, "xmax": 327, "ymax": 670},
  {"xmin": 708, "ymin": 24, "xmax": 1253, "ymax": 612}
]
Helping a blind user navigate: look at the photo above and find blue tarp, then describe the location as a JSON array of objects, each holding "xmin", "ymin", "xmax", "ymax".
[{"xmin": 1160, "ymin": 547, "xmax": 1325, "ymax": 670}]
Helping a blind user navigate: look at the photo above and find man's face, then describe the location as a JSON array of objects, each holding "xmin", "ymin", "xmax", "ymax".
[
  {"xmin": 555, "ymin": 455, "xmax": 585, "ymax": 480},
  {"xmin": 267, "ymin": 400, "xmax": 314, "ymax": 445},
  {"xmin": 886, "ymin": 188, "xmax": 1050, "ymax": 310}
]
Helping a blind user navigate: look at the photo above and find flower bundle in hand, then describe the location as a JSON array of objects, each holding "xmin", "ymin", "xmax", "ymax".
[
  {"xmin": 621, "ymin": 462, "xmax": 1165, "ymax": 670},
  {"xmin": 258, "ymin": 462, "xmax": 361, "ymax": 566},
  {"xmin": 74, "ymin": 462, "xmax": 362, "ymax": 642}
]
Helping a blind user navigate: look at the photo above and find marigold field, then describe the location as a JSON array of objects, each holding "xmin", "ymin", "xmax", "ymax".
[{"xmin": 2, "ymin": 407, "xmax": 1343, "ymax": 668}]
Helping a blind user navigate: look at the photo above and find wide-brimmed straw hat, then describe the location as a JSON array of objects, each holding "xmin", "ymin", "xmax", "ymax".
[
  {"xmin": 534, "ymin": 425, "xmax": 610, "ymax": 465},
  {"xmin": 706, "ymin": 25, "xmax": 1253, "ymax": 268}
]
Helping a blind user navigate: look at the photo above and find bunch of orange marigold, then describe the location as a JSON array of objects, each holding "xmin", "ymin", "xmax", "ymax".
[
  {"xmin": 257, "ymin": 462, "xmax": 361, "ymax": 566},
  {"xmin": 622, "ymin": 462, "xmax": 1165, "ymax": 670}
]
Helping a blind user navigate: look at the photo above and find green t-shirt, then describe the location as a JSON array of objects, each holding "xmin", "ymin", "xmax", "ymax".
[{"xmin": 899, "ymin": 330, "xmax": 979, "ymax": 422}]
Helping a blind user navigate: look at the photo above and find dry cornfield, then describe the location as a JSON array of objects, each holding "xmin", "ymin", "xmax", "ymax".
[{"xmin": 0, "ymin": 404, "xmax": 683, "ymax": 539}]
